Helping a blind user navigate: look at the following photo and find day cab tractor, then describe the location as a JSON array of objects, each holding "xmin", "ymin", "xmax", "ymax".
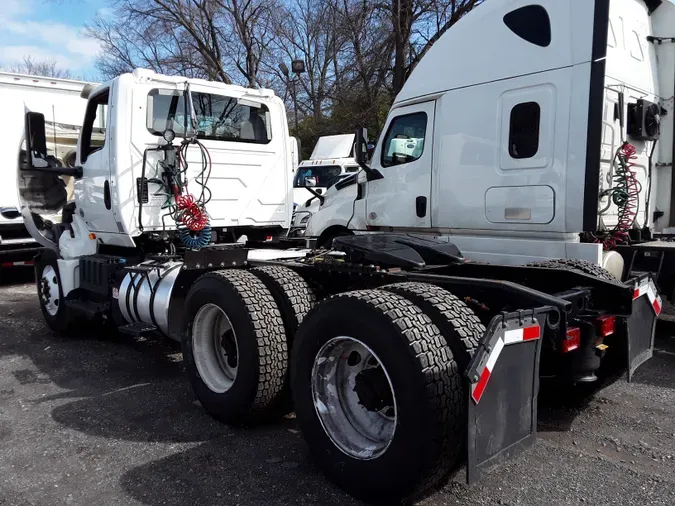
[{"xmin": 17, "ymin": 1, "xmax": 666, "ymax": 503}]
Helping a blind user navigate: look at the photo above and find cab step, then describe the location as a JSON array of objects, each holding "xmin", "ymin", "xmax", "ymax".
[{"xmin": 65, "ymin": 298, "xmax": 109, "ymax": 316}]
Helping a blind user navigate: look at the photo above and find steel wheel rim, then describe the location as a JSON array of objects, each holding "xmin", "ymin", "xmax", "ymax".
[
  {"xmin": 192, "ymin": 303, "xmax": 239, "ymax": 394},
  {"xmin": 40, "ymin": 265, "xmax": 60, "ymax": 316},
  {"xmin": 311, "ymin": 336, "xmax": 397, "ymax": 460}
]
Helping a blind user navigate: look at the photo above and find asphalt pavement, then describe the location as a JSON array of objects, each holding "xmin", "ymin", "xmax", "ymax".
[{"xmin": 0, "ymin": 268, "xmax": 674, "ymax": 506}]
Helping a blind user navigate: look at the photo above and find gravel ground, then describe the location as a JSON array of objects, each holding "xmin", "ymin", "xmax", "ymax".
[{"xmin": 0, "ymin": 269, "xmax": 674, "ymax": 506}]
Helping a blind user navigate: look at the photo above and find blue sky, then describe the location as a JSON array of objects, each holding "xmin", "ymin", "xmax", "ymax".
[{"xmin": 1, "ymin": 0, "xmax": 109, "ymax": 80}]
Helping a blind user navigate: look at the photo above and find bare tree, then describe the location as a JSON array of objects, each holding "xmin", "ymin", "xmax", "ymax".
[
  {"xmin": 380, "ymin": 0, "xmax": 483, "ymax": 97},
  {"xmin": 7, "ymin": 56, "xmax": 72, "ymax": 79},
  {"xmin": 218, "ymin": 0, "xmax": 276, "ymax": 87},
  {"xmin": 88, "ymin": 0, "xmax": 275, "ymax": 86},
  {"xmin": 270, "ymin": 0, "xmax": 345, "ymax": 121}
]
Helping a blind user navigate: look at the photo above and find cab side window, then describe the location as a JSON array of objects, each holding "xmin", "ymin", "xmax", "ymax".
[
  {"xmin": 80, "ymin": 90, "xmax": 109, "ymax": 163},
  {"xmin": 381, "ymin": 112, "xmax": 427, "ymax": 168}
]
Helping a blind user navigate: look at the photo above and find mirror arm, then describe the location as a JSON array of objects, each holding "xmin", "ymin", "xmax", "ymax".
[
  {"xmin": 305, "ymin": 187, "xmax": 325, "ymax": 205},
  {"xmin": 361, "ymin": 162, "xmax": 383, "ymax": 181}
]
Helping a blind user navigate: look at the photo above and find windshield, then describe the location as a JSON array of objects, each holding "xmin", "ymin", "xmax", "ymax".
[
  {"xmin": 147, "ymin": 89, "xmax": 271, "ymax": 144},
  {"xmin": 293, "ymin": 165, "xmax": 347, "ymax": 188}
]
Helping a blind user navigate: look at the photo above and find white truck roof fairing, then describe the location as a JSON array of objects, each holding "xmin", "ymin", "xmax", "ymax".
[
  {"xmin": 309, "ymin": 134, "xmax": 355, "ymax": 160},
  {"xmin": 395, "ymin": 0, "xmax": 599, "ymax": 105}
]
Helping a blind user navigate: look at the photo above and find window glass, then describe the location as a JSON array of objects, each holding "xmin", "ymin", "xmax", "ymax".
[
  {"xmin": 381, "ymin": 112, "xmax": 427, "ymax": 168},
  {"xmin": 147, "ymin": 89, "xmax": 271, "ymax": 144},
  {"xmin": 509, "ymin": 102, "xmax": 540, "ymax": 159},
  {"xmin": 293, "ymin": 165, "xmax": 343, "ymax": 188},
  {"xmin": 503, "ymin": 5, "xmax": 551, "ymax": 48},
  {"xmin": 81, "ymin": 90, "xmax": 108, "ymax": 163}
]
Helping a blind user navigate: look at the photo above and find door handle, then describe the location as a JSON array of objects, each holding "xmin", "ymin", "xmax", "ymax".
[
  {"xmin": 416, "ymin": 196, "xmax": 427, "ymax": 218},
  {"xmin": 104, "ymin": 180, "xmax": 111, "ymax": 210}
]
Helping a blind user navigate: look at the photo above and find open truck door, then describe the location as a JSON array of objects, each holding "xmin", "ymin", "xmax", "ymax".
[{"xmin": 18, "ymin": 112, "xmax": 84, "ymax": 252}]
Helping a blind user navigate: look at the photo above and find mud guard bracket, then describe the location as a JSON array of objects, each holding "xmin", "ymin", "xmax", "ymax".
[
  {"xmin": 627, "ymin": 276, "xmax": 660, "ymax": 380},
  {"xmin": 465, "ymin": 308, "xmax": 551, "ymax": 485}
]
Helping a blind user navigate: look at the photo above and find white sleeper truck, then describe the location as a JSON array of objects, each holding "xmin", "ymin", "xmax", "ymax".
[
  {"xmin": 17, "ymin": 2, "xmax": 668, "ymax": 503},
  {"xmin": 305, "ymin": 0, "xmax": 675, "ymax": 297},
  {"xmin": 0, "ymin": 72, "xmax": 96, "ymax": 268}
]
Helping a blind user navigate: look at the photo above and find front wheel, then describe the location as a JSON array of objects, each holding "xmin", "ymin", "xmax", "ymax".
[
  {"xmin": 291, "ymin": 289, "xmax": 463, "ymax": 502},
  {"xmin": 35, "ymin": 251, "xmax": 76, "ymax": 333}
]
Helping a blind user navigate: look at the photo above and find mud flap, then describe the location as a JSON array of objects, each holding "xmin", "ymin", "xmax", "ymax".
[
  {"xmin": 465, "ymin": 309, "xmax": 551, "ymax": 485},
  {"xmin": 627, "ymin": 277, "xmax": 660, "ymax": 381}
]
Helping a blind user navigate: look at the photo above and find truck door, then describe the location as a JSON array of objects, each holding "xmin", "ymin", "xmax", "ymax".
[
  {"xmin": 77, "ymin": 87, "xmax": 117, "ymax": 233},
  {"xmin": 366, "ymin": 101, "xmax": 434, "ymax": 228}
]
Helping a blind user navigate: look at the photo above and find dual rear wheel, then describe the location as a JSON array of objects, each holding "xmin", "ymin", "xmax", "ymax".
[{"xmin": 182, "ymin": 267, "xmax": 484, "ymax": 502}]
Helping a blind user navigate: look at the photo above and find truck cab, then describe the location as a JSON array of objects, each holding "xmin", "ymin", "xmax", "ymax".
[
  {"xmin": 291, "ymin": 134, "xmax": 360, "ymax": 233},
  {"xmin": 305, "ymin": 0, "xmax": 675, "ymax": 279},
  {"xmin": 19, "ymin": 69, "xmax": 294, "ymax": 253}
]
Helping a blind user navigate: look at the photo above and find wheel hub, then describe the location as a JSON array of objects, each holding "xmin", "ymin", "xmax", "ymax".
[
  {"xmin": 354, "ymin": 367, "xmax": 394, "ymax": 412},
  {"xmin": 311, "ymin": 336, "xmax": 397, "ymax": 460},
  {"xmin": 39, "ymin": 265, "xmax": 60, "ymax": 316},
  {"xmin": 191, "ymin": 303, "xmax": 239, "ymax": 394}
]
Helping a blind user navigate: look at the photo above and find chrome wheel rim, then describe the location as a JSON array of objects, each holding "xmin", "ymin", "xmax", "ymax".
[
  {"xmin": 311, "ymin": 336, "xmax": 397, "ymax": 460},
  {"xmin": 39, "ymin": 265, "xmax": 60, "ymax": 316},
  {"xmin": 192, "ymin": 304, "xmax": 239, "ymax": 393}
]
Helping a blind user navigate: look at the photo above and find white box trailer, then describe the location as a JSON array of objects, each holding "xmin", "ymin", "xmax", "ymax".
[{"xmin": 0, "ymin": 72, "xmax": 96, "ymax": 267}]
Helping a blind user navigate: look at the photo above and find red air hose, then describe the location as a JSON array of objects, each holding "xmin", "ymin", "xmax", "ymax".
[
  {"xmin": 175, "ymin": 193, "xmax": 209, "ymax": 231},
  {"xmin": 597, "ymin": 142, "xmax": 640, "ymax": 249}
]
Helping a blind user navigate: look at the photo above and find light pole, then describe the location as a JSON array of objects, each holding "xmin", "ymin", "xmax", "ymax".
[{"xmin": 279, "ymin": 60, "xmax": 305, "ymax": 131}]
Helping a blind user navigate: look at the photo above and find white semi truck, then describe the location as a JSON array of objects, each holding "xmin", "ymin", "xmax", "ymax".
[
  {"xmin": 16, "ymin": 1, "xmax": 668, "ymax": 503},
  {"xmin": 0, "ymin": 72, "xmax": 98, "ymax": 268},
  {"xmin": 302, "ymin": 0, "xmax": 675, "ymax": 296}
]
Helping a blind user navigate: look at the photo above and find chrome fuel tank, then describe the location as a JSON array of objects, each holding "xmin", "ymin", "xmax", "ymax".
[{"xmin": 117, "ymin": 261, "xmax": 182, "ymax": 337}]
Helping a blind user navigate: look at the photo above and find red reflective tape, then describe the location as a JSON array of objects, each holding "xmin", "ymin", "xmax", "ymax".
[
  {"xmin": 1, "ymin": 261, "xmax": 34, "ymax": 267},
  {"xmin": 523, "ymin": 325, "xmax": 540, "ymax": 341},
  {"xmin": 653, "ymin": 298, "xmax": 662, "ymax": 315},
  {"xmin": 633, "ymin": 288, "xmax": 640, "ymax": 300},
  {"xmin": 472, "ymin": 367, "xmax": 491, "ymax": 403}
]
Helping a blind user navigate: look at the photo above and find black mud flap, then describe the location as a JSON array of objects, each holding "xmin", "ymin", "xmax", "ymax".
[
  {"xmin": 465, "ymin": 308, "xmax": 552, "ymax": 485},
  {"xmin": 627, "ymin": 276, "xmax": 660, "ymax": 380}
]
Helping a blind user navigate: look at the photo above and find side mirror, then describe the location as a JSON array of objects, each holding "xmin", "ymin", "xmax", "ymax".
[
  {"xmin": 23, "ymin": 111, "xmax": 83, "ymax": 178},
  {"xmin": 354, "ymin": 127, "xmax": 369, "ymax": 165},
  {"xmin": 25, "ymin": 111, "xmax": 48, "ymax": 169},
  {"xmin": 304, "ymin": 176, "xmax": 317, "ymax": 187}
]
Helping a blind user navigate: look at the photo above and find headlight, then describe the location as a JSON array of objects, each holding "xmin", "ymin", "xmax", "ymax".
[{"xmin": 300, "ymin": 215, "xmax": 310, "ymax": 224}]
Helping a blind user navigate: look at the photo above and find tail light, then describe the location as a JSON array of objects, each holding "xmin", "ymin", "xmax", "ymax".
[
  {"xmin": 562, "ymin": 327, "xmax": 581, "ymax": 353},
  {"xmin": 595, "ymin": 315, "xmax": 616, "ymax": 337}
]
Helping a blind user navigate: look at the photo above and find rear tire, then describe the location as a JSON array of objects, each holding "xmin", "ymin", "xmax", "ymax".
[
  {"xmin": 527, "ymin": 259, "xmax": 616, "ymax": 280},
  {"xmin": 250, "ymin": 265, "xmax": 316, "ymax": 414},
  {"xmin": 182, "ymin": 269, "xmax": 287, "ymax": 424},
  {"xmin": 35, "ymin": 250, "xmax": 76, "ymax": 333},
  {"xmin": 291, "ymin": 289, "xmax": 463, "ymax": 502},
  {"xmin": 382, "ymin": 282, "xmax": 484, "ymax": 369}
]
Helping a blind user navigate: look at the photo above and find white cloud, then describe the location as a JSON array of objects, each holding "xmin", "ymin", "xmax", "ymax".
[
  {"xmin": 1, "ymin": 45, "xmax": 78, "ymax": 70},
  {"xmin": 4, "ymin": 0, "xmax": 33, "ymax": 18},
  {"xmin": 0, "ymin": 2, "xmax": 101, "ymax": 74},
  {"xmin": 97, "ymin": 7, "xmax": 114, "ymax": 19}
]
